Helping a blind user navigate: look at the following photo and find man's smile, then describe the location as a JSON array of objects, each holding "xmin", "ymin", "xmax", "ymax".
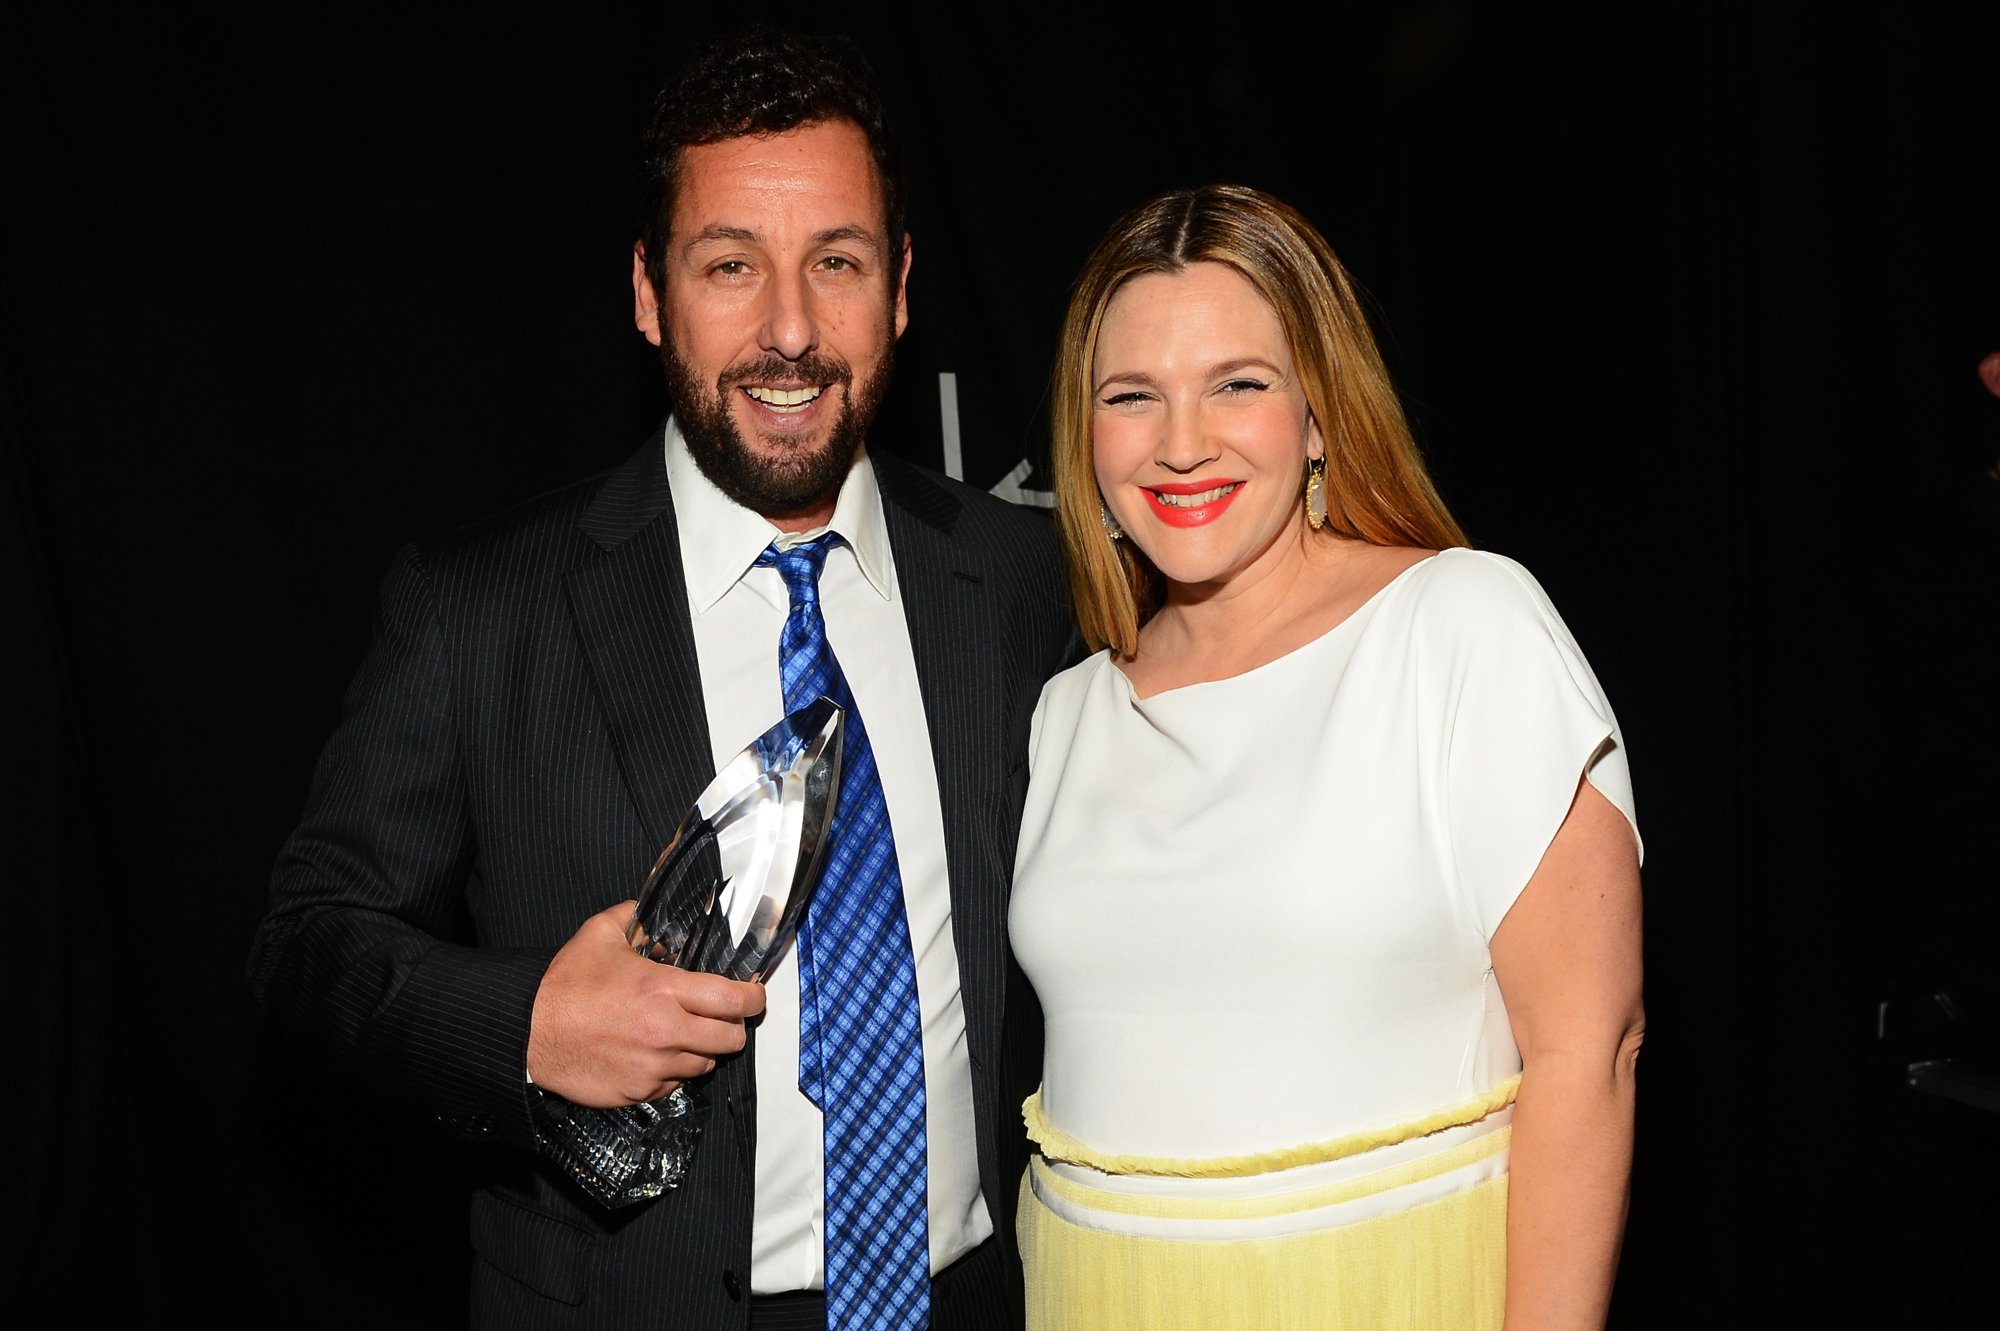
[{"xmin": 743, "ymin": 384, "xmax": 826, "ymax": 413}]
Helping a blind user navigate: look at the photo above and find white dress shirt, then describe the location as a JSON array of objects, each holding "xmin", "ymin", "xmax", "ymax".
[{"xmin": 665, "ymin": 421, "xmax": 993, "ymax": 1293}]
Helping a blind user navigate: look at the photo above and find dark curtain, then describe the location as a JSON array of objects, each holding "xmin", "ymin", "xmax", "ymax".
[{"xmin": 6, "ymin": 3, "xmax": 1995, "ymax": 1324}]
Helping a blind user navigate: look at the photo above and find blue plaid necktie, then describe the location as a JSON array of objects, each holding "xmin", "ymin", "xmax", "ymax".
[{"xmin": 757, "ymin": 536, "xmax": 930, "ymax": 1331}]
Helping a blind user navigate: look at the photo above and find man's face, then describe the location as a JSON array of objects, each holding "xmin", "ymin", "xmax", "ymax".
[{"xmin": 634, "ymin": 118, "xmax": 911, "ymax": 528}]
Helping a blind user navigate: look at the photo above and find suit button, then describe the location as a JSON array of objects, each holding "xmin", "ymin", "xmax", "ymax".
[{"xmin": 722, "ymin": 1269, "xmax": 741, "ymax": 1301}]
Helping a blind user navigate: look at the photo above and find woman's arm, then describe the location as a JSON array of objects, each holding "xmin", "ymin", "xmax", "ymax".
[{"xmin": 1489, "ymin": 776, "xmax": 1646, "ymax": 1331}]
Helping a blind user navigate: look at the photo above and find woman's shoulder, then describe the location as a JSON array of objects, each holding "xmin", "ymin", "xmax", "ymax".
[
  {"xmin": 1389, "ymin": 549, "xmax": 1617, "ymax": 723},
  {"xmin": 1389, "ymin": 547, "xmax": 1569, "ymax": 635},
  {"xmin": 1037, "ymin": 646, "xmax": 1119, "ymax": 709},
  {"xmin": 1402, "ymin": 545, "xmax": 1545, "ymax": 596},
  {"xmin": 1026, "ymin": 647, "xmax": 1119, "ymax": 760}
]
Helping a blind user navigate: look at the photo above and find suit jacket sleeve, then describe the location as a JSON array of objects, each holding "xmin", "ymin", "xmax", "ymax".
[{"xmin": 248, "ymin": 542, "xmax": 552, "ymax": 1151}]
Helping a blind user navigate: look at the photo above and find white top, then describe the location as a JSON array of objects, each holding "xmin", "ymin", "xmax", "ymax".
[
  {"xmin": 1009, "ymin": 548, "xmax": 1641, "ymax": 1161},
  {"xmin": 668, "ymin": 423, "xmax": 991, "ymax": 1291}
]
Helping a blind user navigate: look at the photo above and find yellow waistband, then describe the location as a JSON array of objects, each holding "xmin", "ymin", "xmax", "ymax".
[{"xmin": 1022, "ymin": 1074, "xmax": 1521, "ymax": 1179}]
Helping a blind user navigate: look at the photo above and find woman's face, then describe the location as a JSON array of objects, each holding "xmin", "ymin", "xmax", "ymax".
[{"xmin": 1091, "ymin": 261, "xmax": 1325, "ymax": 597}]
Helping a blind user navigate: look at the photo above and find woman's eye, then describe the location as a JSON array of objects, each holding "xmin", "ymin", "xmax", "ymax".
[
  {"xmin": 1100, "ymin": 391, "xmax": 1154, "ymax": 407},
  {"xmin": 1218, "ymin": 378, "xmax": 1269, "ymax": 395}
]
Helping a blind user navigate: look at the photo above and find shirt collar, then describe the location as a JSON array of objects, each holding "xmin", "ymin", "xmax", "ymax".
[{"xmin": 664, "ymin": 416, "xmax": 897, "ymax": 615}]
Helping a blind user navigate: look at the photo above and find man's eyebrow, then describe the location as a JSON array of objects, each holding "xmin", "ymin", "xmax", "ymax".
[
  {"xmin": 681, "ymin": 224, "xmax": 759, "ymax": 250},
  {"xmin": 811, "ymin": 225, "xmax": 881, "ymax": 251},
  {"xmin": 679, "ymin": 224, "xmax": 883, "ymax": 252}
]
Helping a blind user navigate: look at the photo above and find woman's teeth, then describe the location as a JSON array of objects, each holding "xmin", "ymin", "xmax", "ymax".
[{"xmin": 1153, "ymin": 483, "xmax": 1239, "ymax": 508}]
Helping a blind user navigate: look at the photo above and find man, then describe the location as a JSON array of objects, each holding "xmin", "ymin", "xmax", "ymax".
[{"xmin": 247, "ymin": 26, "xmax": 1075, "ymax": 1330}]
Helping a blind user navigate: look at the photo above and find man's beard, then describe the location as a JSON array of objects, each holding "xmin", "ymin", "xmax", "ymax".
[{"xmin": 662, "ymin": 338, "xmax": 895, "ymax": 520}]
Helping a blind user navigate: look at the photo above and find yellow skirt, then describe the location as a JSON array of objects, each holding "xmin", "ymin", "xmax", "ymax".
[{"xmin": 1017, "ymin": 1085, "xmax": 1514, "ymax": 1331}]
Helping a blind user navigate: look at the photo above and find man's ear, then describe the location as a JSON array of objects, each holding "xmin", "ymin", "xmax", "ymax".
[
  {"xmin": 891, "ymin": 234, "xmax": 912, "ymax": 340},
  {"xmin": 632, "ymin": 245, "xmax": 662, "ymax": 347}
]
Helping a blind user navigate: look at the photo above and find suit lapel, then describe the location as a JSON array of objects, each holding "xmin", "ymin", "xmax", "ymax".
[
  {"xmin": 875, "ymin": 454, "xmax": 1011, "ymax": 1064},
  {"xmin": 565, "ymin": 432, "xmax": 714, "ymax": 856}
]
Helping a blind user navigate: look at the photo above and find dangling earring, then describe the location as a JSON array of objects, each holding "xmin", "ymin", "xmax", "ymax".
[
  {"xmin": 1100, "ymin": 500, "xmax": 1125, "ymax": 542},
  {"xmin": 1304, "ymin": 455, "xmax": 1328, "ymax": 531}
]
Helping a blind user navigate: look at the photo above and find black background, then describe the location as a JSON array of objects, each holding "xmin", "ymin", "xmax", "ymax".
[{"xmin": 7, "ymin": 3, "xmax": 1998, "ymax": 1325}]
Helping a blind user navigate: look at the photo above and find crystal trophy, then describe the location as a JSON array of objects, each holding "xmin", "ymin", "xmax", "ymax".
[{"xmin": 529, "ymin": 696, "xmax": 844, "ymax": 1207}]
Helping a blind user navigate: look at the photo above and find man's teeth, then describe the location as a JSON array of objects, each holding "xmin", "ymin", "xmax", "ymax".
[
  {"xmin": 745, "ymin": 385, "xmax": 824, "ymax": 412},
  {"xmin": 1154, "ymin": 483, "xmax": 1239, "ymax": 508}
]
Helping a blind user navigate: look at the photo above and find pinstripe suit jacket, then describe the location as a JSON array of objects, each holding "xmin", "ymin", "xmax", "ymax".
[{"xmin": 249, "ymin": 423, "xmax": 1078, "ymax": 1328}]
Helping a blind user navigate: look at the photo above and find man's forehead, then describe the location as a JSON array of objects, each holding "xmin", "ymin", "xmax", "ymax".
[{"xmin": 669, "ymin": 120, "xmax": 889, "ymax": 245}]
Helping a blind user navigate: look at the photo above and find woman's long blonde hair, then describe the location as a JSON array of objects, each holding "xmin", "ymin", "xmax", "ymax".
[{"xmin": 1050, "ymin": 184, "xmax": 1467, "ymax": 655}]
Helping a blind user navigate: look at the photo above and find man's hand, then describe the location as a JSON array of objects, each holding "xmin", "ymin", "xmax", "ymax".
[{"xmin": 527, "ymin": 900, "xmax": 767, "ymax": 1106}]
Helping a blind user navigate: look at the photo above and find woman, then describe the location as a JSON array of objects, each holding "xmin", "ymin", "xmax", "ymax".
[{"xmin": 1009, "ymin": 184, "xmax": 1645, "ymax": 1330}]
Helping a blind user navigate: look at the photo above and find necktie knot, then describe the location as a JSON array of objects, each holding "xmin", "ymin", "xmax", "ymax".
[{"xmin": 757, "ymin": 535, "xmax": 840, "ymax": 611}]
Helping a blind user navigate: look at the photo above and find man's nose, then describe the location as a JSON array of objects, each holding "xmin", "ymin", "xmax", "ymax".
[{"xmin": 758, "ymin": 271, "xmax": 820, "ymax": 361}]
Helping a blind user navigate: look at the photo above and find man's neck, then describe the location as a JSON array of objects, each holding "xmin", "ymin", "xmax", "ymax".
[{"xmin": 764, "ymin": 497, "xmax": 839, "ymax": 535}]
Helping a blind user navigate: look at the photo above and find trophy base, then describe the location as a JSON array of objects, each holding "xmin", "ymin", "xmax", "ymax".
[{"xmin": 529, "ymin": 1083, "xmax": 709, "ymax": 1208}]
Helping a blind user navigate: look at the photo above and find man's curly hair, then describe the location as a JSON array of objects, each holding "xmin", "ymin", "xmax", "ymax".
[{"xmin": 637, "ymin": 26, "xmax": 907, "ymax": 298}]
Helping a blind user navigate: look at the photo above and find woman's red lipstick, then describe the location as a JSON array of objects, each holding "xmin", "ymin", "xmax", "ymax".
[{"xmin": 1143, "ymin": 479, "xmax": 1243, "ymax": 528}]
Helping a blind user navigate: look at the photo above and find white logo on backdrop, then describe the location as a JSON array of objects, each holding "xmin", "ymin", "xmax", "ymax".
[{"xmin": 937, "ymin": 372, "xmax": 1054, "ymax": 508}]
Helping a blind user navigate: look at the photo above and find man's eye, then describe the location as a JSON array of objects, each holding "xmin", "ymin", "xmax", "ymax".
[
  {"xmin": 819, "ymin": 255, "xmax": 854, "ymax": 272},
  {"xmin": 711, "ymin": 260, "xmax": 749, "ymax": 276}
]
